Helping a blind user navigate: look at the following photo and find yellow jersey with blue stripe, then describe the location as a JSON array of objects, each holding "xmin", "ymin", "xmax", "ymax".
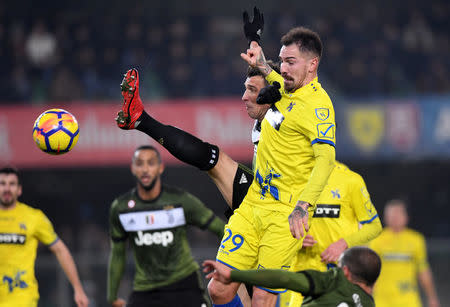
[
  {"xmin": 369, "ymin": 228, "xmax": 428, "ymax": 307},
  {"xmin": 248, "ymin": 70, "xmax": 336, "ymax": 211},
  {"xmin": 0, "ymin": 202, "xmax": 58, "ymax": 306},
  {"xmin": 293, "ymin": 162, "xmax": 379, "ymax": 271},
  {"xmin": 279, "ymin": 162, "xmax": 380, "ymax": 307}
]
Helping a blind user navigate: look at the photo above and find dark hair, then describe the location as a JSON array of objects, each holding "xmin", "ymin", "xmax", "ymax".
[
  {"xmin": 247, "ymin": 60, "xmax": 280, "ymax": 82},
  {"xmin": 281, "ymin": 27, "xmax": 323, "ymax": 58},
  {"xmin": 340, "ymin": 246, "xmax": 381, "ymax": 287},
  {"xmin": 133, "ymin": 145, "xmax": 161, "ymax": 163},
  {"xmin": 385, "ymin": 199, "xmax": 408, "ymax": 211},
  {"xmin": 0, "ymin": 167, "xmax": 20, "ymax": 184}
]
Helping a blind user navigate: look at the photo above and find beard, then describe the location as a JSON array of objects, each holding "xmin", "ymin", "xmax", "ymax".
[
  {"xmin": 0, "ymin": 194, "xmax": 15, "ymax": 207},
  {"xmin": 137, "ymin": 176, "xmax": 158, "ymax": 191}
]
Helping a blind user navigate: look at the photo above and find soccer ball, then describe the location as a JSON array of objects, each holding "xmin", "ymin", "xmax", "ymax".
[{"xmin": 32, "ymin": 109, "xmax": 80, "ymax": 155}]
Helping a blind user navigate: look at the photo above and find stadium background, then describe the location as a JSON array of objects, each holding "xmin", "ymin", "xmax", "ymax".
[{"xmin": 0, "ymin": 0, "xmax": 449, "ymax": 305}]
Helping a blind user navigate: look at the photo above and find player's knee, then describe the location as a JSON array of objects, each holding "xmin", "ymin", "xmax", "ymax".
[
  {"xmin": 207, "ymin": 278, "xmax": 236, "ymax": 303},
  {"xmin": 252, "ymin": 287, "xmax": 278, "ymax": 306}
]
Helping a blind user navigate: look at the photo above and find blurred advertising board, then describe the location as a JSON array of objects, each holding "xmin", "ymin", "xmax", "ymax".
[{"xmin": 1, "ymin": 95, "xmax": 449, "ymax": 168}]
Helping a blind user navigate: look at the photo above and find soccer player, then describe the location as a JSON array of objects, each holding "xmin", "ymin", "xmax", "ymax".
[
  {"xmin": 0, "ymin": 167, "xmax": 89, "ymax": 307},
  {"xmin": 210, "ymin": 27, "xmax": 336, "ymax": 306},
  {"xmin": 116, "ymin": 63, "xmax": 277, "ymax": 218},
  {"xmin": 369, "ymin": 199, "xmax": 440, "ymax": 307},
  {"xmin": 107, "ymin": 145, "xmax": 225, "ymax": 307},
  {"xmin": 117, "ymin": 26, "xmax": 336, "ymax": 307},
  {"xmin": 281, "ymin": 161, "xmax": 382, "ymax": 306},
  {"xmin": 203, "ymin": 246, "xmax": 381, "ymax": 307}
]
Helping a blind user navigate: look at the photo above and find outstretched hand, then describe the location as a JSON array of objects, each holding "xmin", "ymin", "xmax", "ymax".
[
  {"xmin": 202, "ymin": 260, "xmax": 232, "ymax": 284},
  {"xmin": 243, "ymin": 6, "xmax": 264, "ymax": 44},
  {"xmin": 240, "ymin": 42, "xmax": 272, "ymax": 76},
  {"xmin": 321, "ymin": 239, "xmax": 348, "ymax": 263}
]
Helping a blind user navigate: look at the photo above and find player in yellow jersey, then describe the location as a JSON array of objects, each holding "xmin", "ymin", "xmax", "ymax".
[
  {"xmin": 369, "ymin": 199, "xmax": 440, "ymax": 307},
  {"xmin": 278, "ymin": 162, "xmax": 382, "ymax": 307},
  {"xmin": 208, "ymin": 27, "xmax": 336, "ymax": 307},
  {"xmin": 0, "ymin": 167, "xmax": 89, "ymax": 307}
]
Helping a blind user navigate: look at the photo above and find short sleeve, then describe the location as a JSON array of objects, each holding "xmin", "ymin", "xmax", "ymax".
[
  {"xmin": 109, "ymin": 199, "xmax": 128, "ymax": 242},
  {"xmin": 182, "ymin": 192, "xmax": 216, "ymax": 229},
  {"xmin": 415, "ymin": 233, "xmax": 429, "ymax": 273},
  {"xmin": 34, "ymin": 209, "xmax": 58, "ymax": 245},
  {"xmin": 298, "ymin": 103, "xmax": 336, "ymax": 147},
  {"xmin": 350, "ymin": 173, "xmax": 379, "ymax": 224}
]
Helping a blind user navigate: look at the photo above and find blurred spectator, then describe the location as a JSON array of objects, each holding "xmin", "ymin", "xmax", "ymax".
[
  {"xmin": 1, "ymin": 0, "xmax": 448, "ymax": 103},
  {"xmin": 25, "ymin": 20, "xmax": 57, "ymax": 69},
  {"xmin": 48, "ymin": 66, "xmax": 82, "ymax": 101}
]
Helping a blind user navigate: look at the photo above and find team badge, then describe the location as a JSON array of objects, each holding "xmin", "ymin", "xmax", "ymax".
[
  {"xmin": 315, "ymin": 108, "xmax": 329, "ymax": 121},
  {"xmin": 128, "ymin": 200, "xmax": 135, "ymax": 208},
  {"xmin": 317, "ymin": 123, "xmax": 335, "ymax": 139}
]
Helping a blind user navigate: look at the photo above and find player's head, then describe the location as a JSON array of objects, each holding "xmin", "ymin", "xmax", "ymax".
[
  {"xmin": 131, "ymin": 145, "xmax": 164, "ymax": 191},
  {"xmin": 339, "ymin": 246, "xmax": 381, "ymax": 288},
  {"xmin": 242, "ymin": 60, "xmax": 280, "ymax": 122},
  {"xmin": 279, "ymin": 27, "xmax": 322, "ymax": 92},
  {"xmin": 384, "ymin": 199, "xmax": 409, "ymax": 231},
  {"xmin": 0, "ymin": 167, "xmax": 22, "ymax": 208}
]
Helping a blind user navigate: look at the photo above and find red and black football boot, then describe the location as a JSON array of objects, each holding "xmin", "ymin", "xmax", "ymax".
[{"xmin": 116, "ymin": 68, "xmax": 144, "ymax": 129}]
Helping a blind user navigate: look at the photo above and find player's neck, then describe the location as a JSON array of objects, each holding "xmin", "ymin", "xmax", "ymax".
[
  {"xmin": 292, "ymin": 72, "xmax": 318, "ymax": 92},
  {"xmin": 354, "ymin": 281, "xmax": 373, "ymax": 296},
  {"xmin": 389, "ymin": 226, "xmax": 405, "ymax": 233},
  {"xmin": 137, "ymin": 181, "xmax": 162, "ymax": 201},
  {"xmin": 303, "ymin": 72, "xmax": 317, "ymax": 87}
]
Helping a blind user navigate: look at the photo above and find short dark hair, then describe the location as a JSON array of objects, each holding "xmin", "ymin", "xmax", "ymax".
[
  {"xmin": 340, "ymin": 246, "xmax": 381, "ymax": 287},
  {"xmin": 246, "ymin": 60, "xmax": 280, "ymax": 81},
  {"xmin": 281, "ymin": 27, "xmax": 323, "ymax": 58},
  {"xmin": 0, "ymin": 167, "xmax": 20, "ymax": 184},
  {"xmin": 133, "ymin": 145, "xmax": 161, "ymax": 163},
  {"xmin": 385, "ymin": 199, "xmax": 408, "ymax": 211}
]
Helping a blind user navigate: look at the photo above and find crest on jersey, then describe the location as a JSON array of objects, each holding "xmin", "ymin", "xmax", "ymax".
[{"xmin": 315, "ymin": 108, "xmax": 329, "ymax": 121}]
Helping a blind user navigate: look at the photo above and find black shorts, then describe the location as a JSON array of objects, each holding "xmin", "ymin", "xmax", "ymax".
[
  {"xmin": 127, "ymin": 271, "xmax": 211, "ymax": 307},
  {"xmin": 224, "ymin": 163, "xmax": 254, "ymax": 219}
]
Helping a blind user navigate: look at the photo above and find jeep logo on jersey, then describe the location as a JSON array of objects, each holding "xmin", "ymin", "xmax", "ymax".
[
  {"xmin": 134, "ymin": 230, "xmax": 174, "ymax": 246},
  {"xmin": 313, "ymin": 204, "xmax": 341, "ymax": 218},
  {"xmin": 0, "ymin": 233, "xmax": 26, "ymax": 244}
]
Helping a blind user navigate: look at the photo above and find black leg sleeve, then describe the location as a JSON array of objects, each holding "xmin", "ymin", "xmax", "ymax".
[{"xmin": 136, "ymin": 111, "xmax": 219, "ymax": 170}]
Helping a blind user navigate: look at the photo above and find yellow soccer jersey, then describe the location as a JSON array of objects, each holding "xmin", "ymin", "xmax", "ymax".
[
  {"xmin": 369, "ymin": 228, "xmax": 428, "ymax": 307},
  {"xmin": 293, "ymin": 162, "xmax": 379, "ymax": 272},
  {"xmin": 0, "ymin": 202, "xmax": 58, "ymax": 306},
  {"xmin": 248, "ymin": 70, "xmax": 336, "ymax": 212}
]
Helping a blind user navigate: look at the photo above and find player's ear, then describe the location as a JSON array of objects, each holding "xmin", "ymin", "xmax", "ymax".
[
  {"xmin": 309, "ymin": 57, "xmax": 319, "ymax": 73},
  {"xmin": 17, "ymin": 184, "xmax": 22, "ymax": 198},
  {"xmin": 342, "ymin": 265, "xmax": 351, "ymax": 280},
  {"xmin": 158, "ymin": 162, "xmax": 165, "ymax": 175}
]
